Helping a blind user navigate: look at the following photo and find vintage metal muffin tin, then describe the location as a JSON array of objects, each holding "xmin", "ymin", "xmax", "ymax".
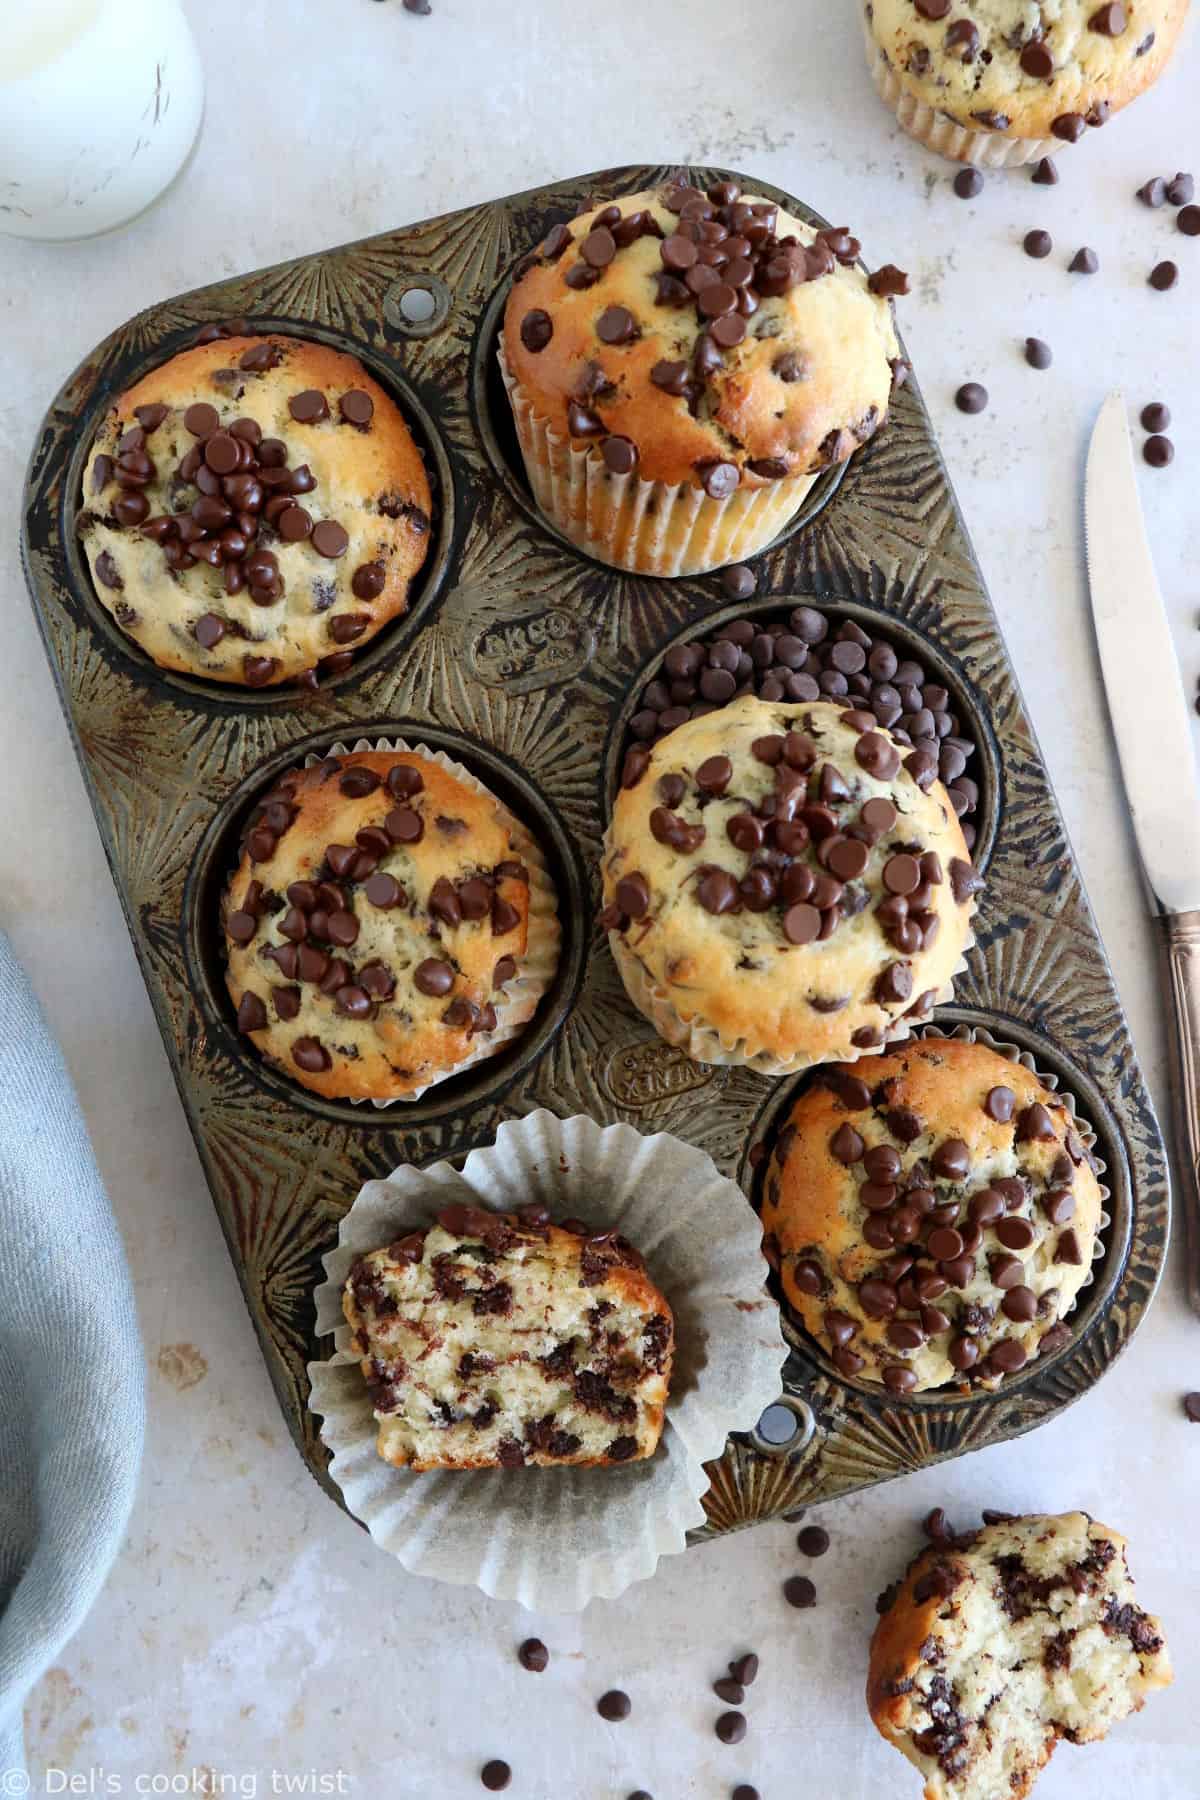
[{"xmin": 21, "ymin": 164, "xmax": 1168, "ymax": 1539}]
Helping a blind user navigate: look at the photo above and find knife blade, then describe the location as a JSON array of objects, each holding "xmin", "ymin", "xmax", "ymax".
[
  {"xmin": 1086, "ymin": 389, "xmax": 1197, "ymax": 1310},
  {"xmin": 1085, "ymin": 391, "xmax": 1200, "ymax": 912}
]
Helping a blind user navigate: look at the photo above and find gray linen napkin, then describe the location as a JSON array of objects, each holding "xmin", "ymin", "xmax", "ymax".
[{"xmin": 0, "ymin": 930, "xmax": 144, "ymax": 1777}]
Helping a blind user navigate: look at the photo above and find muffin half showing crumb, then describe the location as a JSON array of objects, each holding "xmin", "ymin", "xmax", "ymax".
[
  {"xmin": 868, "ymin": 1510, "xmax": 1172, "ymax": 1799},
  {"xmin": 342, "ymin": 1203, "xmax": 674, "ymax": 1471}
]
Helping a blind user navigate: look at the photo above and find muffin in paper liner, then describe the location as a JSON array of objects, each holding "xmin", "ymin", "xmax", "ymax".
[
  {"xmin": 223, "ymin": 735, "xmax": 560, "ymax": 1107},
  {"xmin": 498, "ymin": 343, "xmax": 818, "ymax": 578},
  {"xmin": 862, "ymin": 14, "xmax": 1057, "ymax": 169},
  {"xmin": 601, "ymin": 696, "xmax": 980, "ymax": 1074},
  {"xmin": 763, "ymin": 1023, "xmax": 1110, "ymax": 1397},
  {"xmin": 307, "ymin": 1109, "xmax": 788, "ymax": 1612}
]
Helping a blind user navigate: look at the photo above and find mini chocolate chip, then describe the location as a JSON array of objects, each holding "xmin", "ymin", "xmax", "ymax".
[
  {"xmin": 1025, "ymin": 338, "xmax": 1052, "ymax": 370},
  {"xmin": 955, "ymin": 382, "xmax": 987, "ymax": 415},
  {"xmin": 480, "ymin": 1762, "xmax": 511, "ymax": 1792},
  {"xmin": 715, "ymin": 1712, "xmax": 747, "ymax": 1743},
  {"xmin": 783, "ymin": 1576, "xmax": 816, "ymax": 1609},
  {"xmin": 1024, "ymin": 229, "xmax": 1052, "ymax": 260},
  {"xmin": 1069, "ymin": 247, "xmax": 1099, "ymax": 274},
  {"xmin": 597, "ymin": 1690, "xmax": 631, "ymax": 1721},
  {"xmin": 1150, "ymin": 261, "xmax": 1179, "ymax": 291},
  {"xmin": 1144, "ymin": 434, "xmax": 1174, "ymax": 468},
  {"xmin": 518, "ymin": 1639, "xmax": 548, "ymax": 1673}
]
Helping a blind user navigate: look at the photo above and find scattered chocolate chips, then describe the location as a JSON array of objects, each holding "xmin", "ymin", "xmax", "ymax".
[
  {"xmin": 1144, "ymin": 435, "xmax": 1174, "ymax": 468},
  {"xmin": 797, "ymin": 1525, "xmax": 829, "ymax": 1557},
  {"xmin": 480, "ymin": 1762, "xmax": 511, "ymax": 1792},
  {"xmin": 1024, "ymin": 338, "xmax": 1052, "ymax": 370},
  {"xmin": 953, "ymin": 169, "xmax": 983, "ymax": 200},
  {"xmin": 1178, "ymin": 206, "xmax": 1200, "ymax": 236},
  {"xmin": 715, "ymin": 1713, "xmax": 747, "ymax": 1745},
  {"xmin": 518, "ymin": 1638, "xmax": 548, "ymax": 1672},
  {"xmin": 1141, "ymin": 402, "xmax": 1171, "ymax": 433},
  {"xmin": 1069, "ymin": 247, "xmax": 1099, "ymax": 274},
  {"xmin": 1149, "ymin": 261, "xmax": 1179, "ymax": 291},
  {"xmin": 1024, "ymin": 230, "xmax": 1052, "ymax": 260},
  {"xmin": 1182, "ymin": 1393, "xmax": 1200, "ymax": 1422},
  {"xmin": 783, "ymin": 1575, "xmax": 816, "ymax": 1608},
  {"xmin": 597, "ymin": 1690, "xmax": 631, "ymax": 1721},
  {"xmin": 955, "ymin": 383, "xmax": 987, "ymax": 415},
  {"xmin": 1031, "ymin": 158, "xmax": 1058, "ymax": 186}
]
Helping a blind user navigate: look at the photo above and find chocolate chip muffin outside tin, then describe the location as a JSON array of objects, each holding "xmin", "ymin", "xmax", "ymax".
[
  {"xmin": 862, "ymin": 1, "xmax": 1190, "ymax": 169},
  {"xmin": 499, "ymin": 182, "xmax": 902, "ymax": 576},
  {"xmin": 757, "ymin": 1022, "xmax": 1111, "ymax": 1400},
  {"xmin": 79, "ymin": 333, "xmax": 434, "ymax": 690},
  {"xmin": 222, "ymin": 738, "xmax": 561, "ymax": 1106},
  {"xmin": 22, "ymin": 163, "xmax": 1167, "ymax": 1538},
  {"xmin": 308, "ymin": 1109, "xmax": 788, "ymax": 1609}
]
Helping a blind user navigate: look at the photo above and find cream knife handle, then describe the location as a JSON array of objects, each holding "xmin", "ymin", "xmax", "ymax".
[{"xmin": 1163, "ymin": 909, "xmax": 1200, "ymax": 1313}]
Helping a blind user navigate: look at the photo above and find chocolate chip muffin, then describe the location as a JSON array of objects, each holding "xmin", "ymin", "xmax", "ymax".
[
  {"xmin": 343, "ymin": 1201, "xmax": 674, "ymax": 1470},
  {"xmin": 869, "ymin": 1511, "xmax": 1172, "ymax": 1799},
  {"xmin": 864, "ymin": 1, "xmax": 1189, "ymax": 169},
  {"xmin": 502, "ymin": 176, "xmax": 905, "ymax": 575},
  {"xmin": 79, "ymin": 333, "xmax": 432, "ymax": 688},
  {"xmin": 762, "ymin": 1036, "xmax": 1104, "ymax": 1392},
  {"xmin": 602, "ymin": 696, "xmax": 979, "ymax": 1071},
  {"xmin": 223, "ymin": 748, "xmax": 559, "ymax": 1099}
]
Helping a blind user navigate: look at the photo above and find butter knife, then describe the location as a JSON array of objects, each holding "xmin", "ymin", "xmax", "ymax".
[{"xmin": 1085, "ymin": 391, "xmax": 1194, "ymax": 1308}]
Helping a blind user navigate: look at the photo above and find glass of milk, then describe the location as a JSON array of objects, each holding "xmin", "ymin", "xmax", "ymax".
[{"xmin": 0, "ymin": 0, "xmax": 204, "ymax": 241}]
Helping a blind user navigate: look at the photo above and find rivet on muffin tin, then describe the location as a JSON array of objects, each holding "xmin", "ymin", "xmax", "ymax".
[{"xmin": 382, "ymin": 272, "xmax": 453, "ymax": 339}]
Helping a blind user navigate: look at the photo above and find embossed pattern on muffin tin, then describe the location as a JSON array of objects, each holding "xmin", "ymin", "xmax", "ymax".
[{"xmin": 20, "ymin": 165, "xmax": 1168, "ymax": 1540}]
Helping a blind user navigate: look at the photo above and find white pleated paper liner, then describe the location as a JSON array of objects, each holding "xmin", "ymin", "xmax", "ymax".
[
  {"xmin": 273, "ymin": 734, "xmax": 561, "ymax": 1106},
  {"xmin": 307, "ymin": 1110, "xmax": 788, "ymax": 1611}
]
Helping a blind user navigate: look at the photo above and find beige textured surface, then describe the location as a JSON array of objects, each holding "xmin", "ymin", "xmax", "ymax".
[
  {"xmin": 80, "ymin": 334, "xmax": 431, "ymax": 686},
  {"xmin": 603, "ymin": 696, "xmax": 977, "ymax": 1068},
  {"xmin": 868, "ymin": 1512, "xmax": 1172, "ymax": 1800},
  {"xmin": 764, "ymin": 1037, "xmax": 1104, "ymax": 1392},
  {"xmin": 865, "ymin": 0, "xmax": 1189, "ymax": 144},
  {"xmin": 224, "ymin": 750, "xmax": 558, "ymax": 1100},
  {"xmin": 342, "ymin": 1215, "xmax": 673, "ymax": 1471}
]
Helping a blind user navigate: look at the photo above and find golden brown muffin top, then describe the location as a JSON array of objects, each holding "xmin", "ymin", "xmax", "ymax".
[
  {"xmin": 867, "ymin": 0, "xmax": 1189, "ymax": 144},
  {"xmin": 503, "ymin": 178, "xmax": 905, "ymax": 490}
]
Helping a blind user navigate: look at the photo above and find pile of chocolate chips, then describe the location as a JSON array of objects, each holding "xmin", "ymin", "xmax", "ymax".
[
  {"xmin": 227, "ymin": 758, "xmax": 525, "ymax": 1070},
  {"xmin": 517, "ymin": 178, "xmax": 908, "ymax": 495},
  {"xmin": 90, "ymin": 335, "xmax": 393, "ymax": 688},
  {"xmin": 622, "ymin": 607, "xmax": 981, "ymax": 850}
]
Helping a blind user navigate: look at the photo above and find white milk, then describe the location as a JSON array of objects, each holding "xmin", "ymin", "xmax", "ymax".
[{"xmin": 0, "ymin": 0, "xmax": 204, "ymax": 241}]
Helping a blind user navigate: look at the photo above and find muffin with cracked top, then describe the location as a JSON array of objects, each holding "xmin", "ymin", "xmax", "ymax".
[
  {"xmin": 602, "ymin": 695, "xmax": 980, "ymax": 1070},
  {"xmin": 762, "ymin": 1035, "xmax": 1104, "ymax": 1392},
  {"xmin": 223, "ymin": 748, "xmax": 559, "ymax": 1100},
  {"xmin": 869, "ymin": 1510, "xmax": 1171, "ymax": 1799},
  {"xmin": 80, "ymin": 332, "xmax": 432, "ymax": 688},
  {"xmin": 863, "ymin": 1, "xmax": 1190, "ymax": 168},
  {"xmin": 502, "ymin": 175, "xmax": 907, "ymax": 575}
]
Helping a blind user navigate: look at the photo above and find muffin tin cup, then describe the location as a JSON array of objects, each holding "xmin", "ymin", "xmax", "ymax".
[
  {"xmin": 307, "ymin": 1109, "xmax": 787, "ymax": 1609},
  {"xmin": 498, "ymin": 345, "xmax": 820, "ymax": 577},
  {"xmin": 747, "ymin": 1012, "xmax": 1122, "ymax": 1411},
  {"xmin": 259, "ymin": 733, "xmax": 563, "ymax": 1108},
  {"xmin": 20, "ymin": 164, "xmax": 1168, "ymax": 1540},
  {"xmin": 861, "ymin": 16, "xmax": 1060, "ymax": 169}
]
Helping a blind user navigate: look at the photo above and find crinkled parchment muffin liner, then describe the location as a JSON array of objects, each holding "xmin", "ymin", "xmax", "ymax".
[
  {"xmin": 767, "ymin": 1020, "xmax": 1111, "ymax": 1396},
  {"xmin": 307, "ymin": 1109, "xmax": 788, "ymax": 1611},
  {"xmin": 223, "ymin": 735, "xmax": 560, "ymax": 1106},
  {"xmin": 498, "ymin": 343, "xmax": 818, "ymax": 577},
  {"xmin": 862, "ymin": 14, "xmax": 1059, "ymax": 169}
]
